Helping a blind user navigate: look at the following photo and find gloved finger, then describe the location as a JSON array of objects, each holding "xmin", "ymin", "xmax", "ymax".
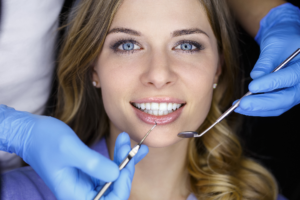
[
  {"xmin": 249, "ymin": 62, "xmax": 300, "ymax": 93},
  {"xmin": 237, "ymin": 86, "xmax": 300, "ymax": 112},
  {"xmin": 250, "ymin": 25, "xmax": 300, "ymax": 79},
  {"xmin": 114, "ymin": 132, "xmax": 131, "ymax": 163},
  {"xmin": 234, "ymin": 107, "xmax": 287, "ymax": 117},
  {"xmin": 116, "ymin": 144, "xmax": 131, "ymax": 166},
  {"xmin": 54, "ymin": 168, "xmax": 97, "ymax": 200},
  {"xmin": 250, "ymin": 44, "xmax": 282, "ymax": 79},
  {"xmin": 134, "ymin": 144, "xmax": 148, "ymax": 164},
  {"xmin": 63, "ymin": 137, "xmax": 119, "ymax": 182},
  {"xmin": 103, "ymin": 167, "xmax": 132, "ymax": 200}
]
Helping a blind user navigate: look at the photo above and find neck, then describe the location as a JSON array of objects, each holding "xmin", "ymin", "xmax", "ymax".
[{"xmin": 107, "ymin": 127, "xmax": 191, "ymax": 200}]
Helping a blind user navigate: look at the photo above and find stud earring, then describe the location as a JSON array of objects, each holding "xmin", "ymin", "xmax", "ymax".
[
  {"xmin": 213, "ymin": 83, "xmax": 217, "ymax": 89},
  {"xmin": 92, "ymin": 81, "xmax": 97, "ymax": 87}
]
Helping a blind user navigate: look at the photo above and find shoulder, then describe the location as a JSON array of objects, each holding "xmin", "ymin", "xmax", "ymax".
[{"xmin": 1, "ymin": 166, "xmax": 56, "ymax": 200}]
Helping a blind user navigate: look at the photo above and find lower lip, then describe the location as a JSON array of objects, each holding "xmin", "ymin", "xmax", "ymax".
[{"xmin": 132, "ymin": 105, "xmax": 184, "ymax": 125}]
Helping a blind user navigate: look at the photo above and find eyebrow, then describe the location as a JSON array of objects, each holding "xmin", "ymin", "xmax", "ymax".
[
  {"xmin": 172, "ymin": 28, "xmax": 209, "ymax": 38},
  {"xmin": 107, "ymin": 27, "xmax": 209, "ymax": 38},
  {"xmin": 107, "ymin": 28, "xmax": 141, "ymax": 36}
]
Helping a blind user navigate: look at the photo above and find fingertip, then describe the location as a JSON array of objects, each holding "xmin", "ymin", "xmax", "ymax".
[
  {"xmin": 239, "ymin": 98, "xmax": 252, "ymax": 111},
  {"xmin": 250, "ymin": 70, "xmax": 265, "ymax": 79},
  {"xmin": 232, "ymin": 99, "xmax": 239, "ymax": 106}
]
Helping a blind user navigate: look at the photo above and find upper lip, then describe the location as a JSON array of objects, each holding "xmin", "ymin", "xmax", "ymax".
[{"xmin": 130, "ymin": 97, "xmax": 186, "ymax": 104}]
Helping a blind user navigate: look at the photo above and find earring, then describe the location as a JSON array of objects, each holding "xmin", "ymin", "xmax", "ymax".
[
  {"xmin": 92, "ymin": 81, "xmax": 97, "ymax": 87},
  {"xmin": 213, "ymin": 83, "xmax": 217, "ymax": 89}
]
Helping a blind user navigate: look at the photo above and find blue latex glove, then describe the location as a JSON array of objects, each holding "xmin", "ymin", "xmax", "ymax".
[
  {"xmin": 97, "ymin": 132, "xmax": 149, "ymax": 200},
  {"xmin": 0, "ymin": 105, "xmax": 148, "ymax": 200},
  {"xmin": 234, "ymin": 3, "xmax": 300, "ymax": 116}
]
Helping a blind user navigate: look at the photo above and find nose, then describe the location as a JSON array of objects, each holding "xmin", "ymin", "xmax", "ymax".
[{"xmin": 141, "ymin": 50, "xmax": 177, "ymax": 89}]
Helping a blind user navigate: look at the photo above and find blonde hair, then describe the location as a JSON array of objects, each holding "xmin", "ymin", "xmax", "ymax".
[{"xmin": 56, "ymin": 0, "xmax": 278, "ymax": 199}]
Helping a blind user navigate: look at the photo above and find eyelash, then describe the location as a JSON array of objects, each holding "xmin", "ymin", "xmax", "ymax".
[
  {"xmin": 110, "ymin": 39, "xmax": 203, "ymax": 54},
  {"xmin": 173, "ymin": 40, "xmax": 203, "ymax": 53},
  {"xmin": 110, "ymin": 38, "xmax": 141, "ymax": 54}
]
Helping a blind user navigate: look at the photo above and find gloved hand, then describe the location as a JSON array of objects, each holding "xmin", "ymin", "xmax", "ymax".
[
  {"xmin": 97, "ymin": 132, "xmax": 148, "ymax": 200},
  {"xmin": 234, "ymin": 3, "xmax": 300, "ymax": 116},
  {"xmin": 0, "ymin": 105, "xmax": 148, "ymax": 200}
]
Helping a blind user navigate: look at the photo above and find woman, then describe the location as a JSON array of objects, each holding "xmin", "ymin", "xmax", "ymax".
[{"xmin": 2, "ymin": 0, "xmax": 284, "ymax": 199}]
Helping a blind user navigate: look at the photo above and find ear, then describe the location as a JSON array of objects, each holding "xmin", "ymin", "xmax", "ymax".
[
  {"xmin": 214, "ymin": 54, "xmax": 223, "ymax": 83},
  {"xmin": 92, "ymin": 66, "xmax": 101, "ymax": 88}
]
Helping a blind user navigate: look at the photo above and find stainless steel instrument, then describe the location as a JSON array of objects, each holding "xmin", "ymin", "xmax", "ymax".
[
  {"xmin": 94, "ymin": 122, "xmax": 157, "ymax": 200},
  {"xmin": 178, "ymin": 48, "xmax": 300, "ymax": 138}
]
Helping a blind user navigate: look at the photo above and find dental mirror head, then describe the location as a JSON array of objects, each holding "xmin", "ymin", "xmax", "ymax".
[{"xmin": 177, "ymin": 131, "xmax": 199, "ymax": 138}]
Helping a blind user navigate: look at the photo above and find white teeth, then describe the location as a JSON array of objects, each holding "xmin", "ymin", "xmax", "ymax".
[
  {"xmin": 158, "ymin": 110, "xmax": 164, "ymax": 116},
  {"xmin": 151, "ymin": 103, "xmax": 159, "ymax": 110},
  {"xmin": 172, "ymin": 103, "xmax": 177, "ymax": 110},
  {"xmin": 167, "ymin": 103, "xmax": 173, "ymax": 111},
  {"xmin": 159, "ymin": 103, "xmax": 167, "ymax": 111},
  {"xmin": 146, "ymin": 103, "xmax": 151, "ymax": 110},
  {"xmin": 133, "ymin": 102, "xmax": 184, "ymax": 116}
]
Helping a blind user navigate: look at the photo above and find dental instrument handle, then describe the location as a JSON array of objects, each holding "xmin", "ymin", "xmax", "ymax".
[
  {"xmin": 192, "ymin": 48, "xmax": 300, "ymax": 138},
  {"xmin": 93, "ymin": 145, "xmax": 140, "ymax": 200},
  {"xmin": 94, "ymin": 122, "xmax": 157, "ymax": 200}
]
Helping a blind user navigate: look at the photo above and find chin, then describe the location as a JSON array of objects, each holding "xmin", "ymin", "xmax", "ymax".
[{"xmin": 127, "ymin": 127, "xmax": 187, "ymax": 148}]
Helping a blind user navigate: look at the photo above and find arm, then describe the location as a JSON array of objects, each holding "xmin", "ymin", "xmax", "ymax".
[
  {"xmin": 227, "ymin": 0, "xmax": 286, "ymax": 37},
  {"xmin": 0, "ymin": 105, "xmax": 147, "ymax": 200},
  {"xmin": 226, "ymin": 1, "xmax": 300, "ymax": 117}
]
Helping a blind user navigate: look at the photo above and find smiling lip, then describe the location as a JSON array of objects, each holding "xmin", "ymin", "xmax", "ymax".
[
  {"xmin": 132, "ymin": 97, "xmax": 185, "ymax": 104},
  {"xmin": 131, "ymin": 104, "xmax": 185, "ymax": 125}
]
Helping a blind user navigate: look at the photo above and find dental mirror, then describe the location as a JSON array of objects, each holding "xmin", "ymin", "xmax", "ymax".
[{"xmin": 178, "ymin": 48, "xmax": 300, "ymax": 139}]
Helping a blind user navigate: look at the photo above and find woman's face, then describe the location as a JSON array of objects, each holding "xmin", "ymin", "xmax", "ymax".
[{"xmin": 93, "ymin": 0, "xmax": 221, "ymax": 147}]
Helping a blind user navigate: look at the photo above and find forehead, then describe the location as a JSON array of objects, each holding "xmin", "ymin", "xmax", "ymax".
[{"xmin": 111, "ymin": 0, "xmax": 213, "ymax": 38}]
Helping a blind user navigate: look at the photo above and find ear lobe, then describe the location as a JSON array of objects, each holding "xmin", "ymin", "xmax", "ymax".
[{"xmin": 92, "ymin": 68, "xmax": 101, "ymax": 88}]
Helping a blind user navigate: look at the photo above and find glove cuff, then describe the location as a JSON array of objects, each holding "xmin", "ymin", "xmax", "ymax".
[
  {"xmin": 0, "ymin": 105, "xmax": 36, "ymax": 158},
  {"xmin": 255, "ymin": 3, "xmax": 300, "ymax": 45}
]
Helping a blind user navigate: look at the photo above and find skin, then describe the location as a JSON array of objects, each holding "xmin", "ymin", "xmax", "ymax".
[
  {"xmin": 227, "ymin": 0, "xmax": 286, "ymax": 37},
  {"xmin": 93, "ymin": 0, "xmax": 222, "ymax": 199}
]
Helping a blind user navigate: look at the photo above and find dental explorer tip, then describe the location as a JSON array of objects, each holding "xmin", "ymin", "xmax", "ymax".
[{"xmin": 139, "ymin": 121, "xmax": 157, "ymax": 145}]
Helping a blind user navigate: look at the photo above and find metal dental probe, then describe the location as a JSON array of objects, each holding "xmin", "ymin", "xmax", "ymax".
[
  {"xmin": 178, "ymin": 48, "xmax": 300, "ymax": 139},
  {"xmin": 94, "ymin": 121, "xmax": 157, "ymax": 200}
]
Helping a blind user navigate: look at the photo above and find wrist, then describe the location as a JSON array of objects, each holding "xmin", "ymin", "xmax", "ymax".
[
  {"xmin": 255, "ymin": 3, "xmax": 300, "ymax": 45},
  {"xmin": 0, "ymin": 105, "xmax": 36, "ymax": 158}
]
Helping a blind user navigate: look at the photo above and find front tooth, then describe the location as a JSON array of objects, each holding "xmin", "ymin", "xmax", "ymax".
[
  {"xmin": 176, "ymin": 104, "xmax": 181, "ymax": 109},
  {"xmin": 167, "ymin": 103, "xmax": 173, "ymax": 111},
  {"xmin": 158, "ymin": 110, "xmax": 164, "ymax": 116},
  {"xmin": 153, "ymin": 110, "xmax": 158, "ymax": 116},
  {"xmin": 163, "ymin": 110, "xmax": 168, "ymax": 115},
  {"xmin": 144, "ymin": 109, "xmax": 147, "ymax": 113},
  {"xmin": 168, "ymin": 110, "xmax": 173, "ymax": 114},
  {"xmin": 148, "ymin": 110, "xmax": 153, "ymax": 115},
  {"xmin": 159, "ymin": 103, "xmax": 167, "ymax": 111},
  {"xmin": 146, "ymin": 103, "xmax": 151, "ymax": 110},
  {"xmin": 141, "ymin": 103, "xmax": 146, "ymax": 110},
  {"xmin": 151, "ymin": 103, "xmax": 159, "ymax": 110},
  {"xmin": 172, "ymin": 103, "xmax": 177, "ymax": 110},
  {"xmin": 137, "ymin": 103, "xmax": 141, "ymax": 109}
]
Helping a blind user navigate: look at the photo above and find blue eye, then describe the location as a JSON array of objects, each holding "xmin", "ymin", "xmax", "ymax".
[
  {"xmin": 181, "ymin": 43, "xmax": 193, "ymax": 50},
  {"xmin": 122, "ymin": 42, "xmax": 134, "ymax": 50},
  {"xmin": 174, "ymin": 41, "xmax": 201, "ymax": 52},
  {"xmin": 116, "ymin": 41, "xmax": 141, "ymax": 51}
]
